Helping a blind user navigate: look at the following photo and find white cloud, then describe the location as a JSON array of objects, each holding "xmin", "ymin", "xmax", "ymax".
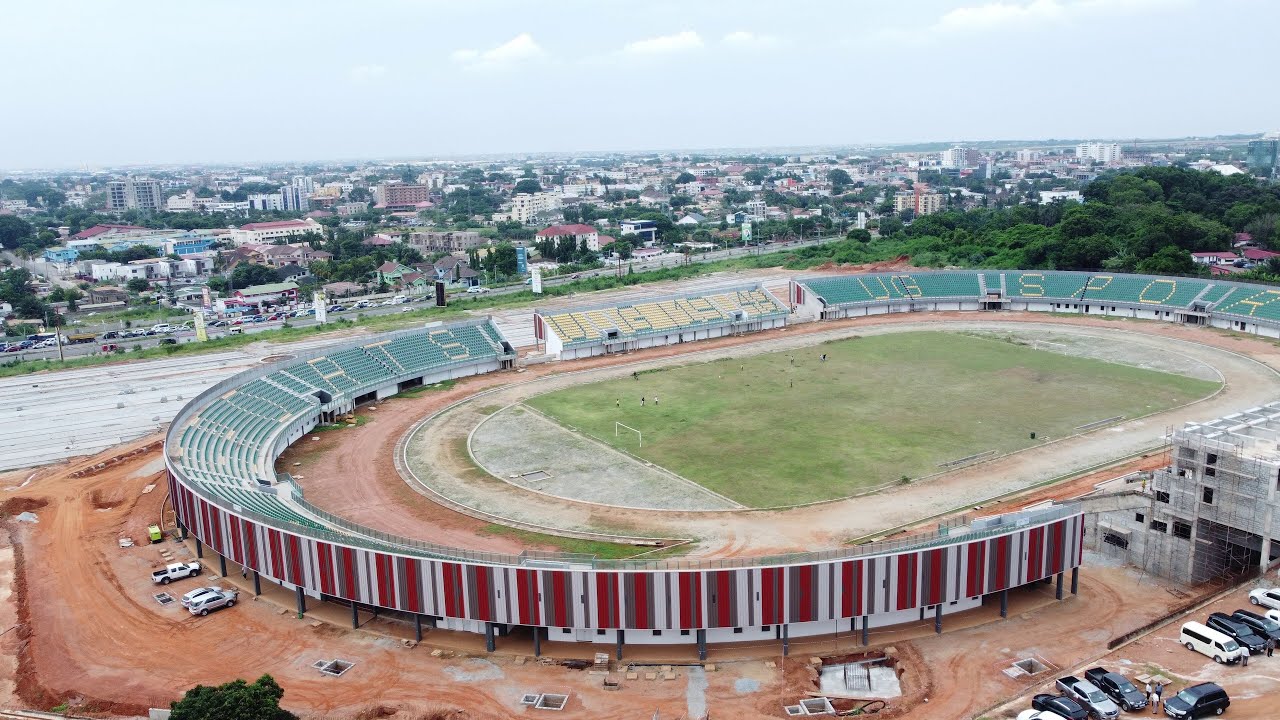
[
  {"xmin": 346, "ymin": 64, "xmax": 387, "ymax": 83},
  {"xmin": 451, "ymin": 33, "xmax": 545, "ymax": 70},
  {"xmin": 897, "ymin": 0, "xmax": 1189, "ymax": 40},
  {"xmin": 622, "ymin": 30, "xmax": 704, "ymax": 55},
  {"xmin": 721, "ymin": 31, "xmax": 781, "ymax": 48}
]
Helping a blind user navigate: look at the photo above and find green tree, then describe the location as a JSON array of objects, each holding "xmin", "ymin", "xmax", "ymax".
[
  {"xmin": 828, "ymin": 168, "xmax": 852, "ymax": 186},
  {"xmin": 1135, "ymin": 245, "xmax": 1200, "ymax": 276},
  {"xmin": 230, "ymin": 264, "xmax": 282, "ymax": 290},
  {"xmin": 206, "ymin": 276, "xmax": 230, "ymax": 293},
  {"xmin": 743, "ymin": 169, "xmax": 768, "ymax": 185},
  {"xmin": 0, "ymin": 215, "xmax": 35, "ymax": 249},
  {"xmin": 513, "ymin": 179, "xmax": 542, "ymax": 195},
  {"xmin": 169, "ymin": 674, "xmax": 297, "ymax": 720},
  {"xmin": 125, "ymin": 278, "xmax": 151, "ymax": 293},
  {"xmin": 670, "ymin": 195, "xmax": 695, "ymax": 209},
  {"xmin": 674, "ymin": 171, "xmax": 696, "ymax": 184},
  {"xmin": 486, "ymin": 242, "xmax": 519, "ymax": 279}
]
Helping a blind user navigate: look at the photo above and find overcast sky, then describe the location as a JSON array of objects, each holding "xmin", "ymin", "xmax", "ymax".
[{"xmin": 4, "ymin": 0, "xmax": 1276, "ymax": 169}]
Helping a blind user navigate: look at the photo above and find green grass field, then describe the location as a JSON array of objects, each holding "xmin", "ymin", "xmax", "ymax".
[{"xmin": 526, "ymin": 331, "xmax": 1220, "ymax": 508}]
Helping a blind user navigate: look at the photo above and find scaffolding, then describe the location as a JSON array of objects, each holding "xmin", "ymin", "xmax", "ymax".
[{"xmin": 1145, "ymin": 405, "xmax": 1280, "ymax": 586}]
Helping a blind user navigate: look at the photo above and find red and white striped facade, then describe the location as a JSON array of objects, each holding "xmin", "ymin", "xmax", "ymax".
[{"xmin": 170, "ymin": 477, "xmax": 1084, "ymax": 640}]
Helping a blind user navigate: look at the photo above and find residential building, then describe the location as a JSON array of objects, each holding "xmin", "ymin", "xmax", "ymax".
[
  {"xmin": 248, "ymin": 193, "xmax": 283, "ymax": 212},
  {"xmin": 503, "ymin": 192, "xmax": 561, "ymax": 223},
  {"xmin": 1190, "ymin": 251, "xmax": 1238, "ymax": 266},
  {"xmin": 230, "ymin": 281, "xmax": 299, "ymax": 308},
  {"xmin": 1015, "ymin": 149, "xmax": 1042, "ymax": 163},
  {"xmin": 893, "ymin": 186, "xmax": 946, "ymax": 217},
  {"xmin": 43, "ymin": 247, "xmax": 79, "ymax": 264},
  {"xmin": 1036, "ymin": 190, "xmax": 1083, "ymax": 204},
  {"xmin": 620, "ymin": 219, "xmax": 658, "ymax": 244},
  {"xmin": 161, "ymin": 234, "xmax": 218, "ymax": 256},
  {"xmin": 745, "ymin": 199, "xmax": 766, "ymax": 220},
  {"xmin": 280, "ymin": 185, "xmax": 309, "ymax": 212},
  {"xmin": 107, "ymin": 177, "xmax": 164, "ymax": 212},
  {"xmin": 335, "ymin": 202, "xmax": 368, "ymax": 216},
  {"xmin": 535, "ymin": 223, "xmax": 598, "ymax": 249},
  {"xmin": 408, "ymin": 230, "xmax": 486, "ymax": 253},
  {"xmin": 940, "ymin": 146, "xmax": 980, "ymax": 169},
  {"xmin": 229, "ymin": 218, "xmax": 325, "ymax": 246},
  {"xmin": 292, "ymin": 176, "xmax": 315, "ymax": 193},
  {"xmin": 375, "ymin": 183, "xmax": 432, "ymax": 210},
  {"xmin": 1075, "ymin": 142, "xmax": 1123, "ymax": 163}
]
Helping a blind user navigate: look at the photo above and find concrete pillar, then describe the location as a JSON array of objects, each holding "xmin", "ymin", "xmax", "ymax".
[
  {"xmin": 697, "ymin": 629, "xmax": 707, "ymax": 661},
  {"xmin": 1000, "ymin": 589, "xmax": 1008, "ymax": 618},
  {"xmin": 934, "ymin": 604, "xmax": 942, "ymax": 634},
  {"xmin": 1071, "ymin": 567, "xmax": 1079, "ymax": 595},
  {"xmin": 1055, "ymin": 572, "xmax": 1064, "ymax": 600},
  {"xmin": 616, "ymin": 629, "xmax": 625, "ymax": 661},
  {"xmin": 414, "ymin": 614, "xmax": 423, "ymax": 643},
  {"xmin": 351, "ymin": 602, "xmax": 360, "ymax": 629},
  {"xmin": 861, "ymin": 618, "xmax": 869, "ymax": 646},
  {"xmin": 485, "ymin": 623, "xmax": 496, "ymax": 653},
  {"xmin": 532, "ymin": 626, "xmax": 542, "ymax": 657},
  {"xmin": 295, "ymin": 586, "xmax": 306, "ymax": 618},
  {"xmin": 218, "ymin": 555, "xmax": 227, "ymax": 577},
  {"xmin": 195, "ymin": 538, "xmax": 203, "ymax": 558},
  {"xmin": 252, "ymin": 570, "xmax": 261, "ymax": 596},
  {"xmin": 782, "ymin": 624, "xmax": 789, "ymax": 657}
]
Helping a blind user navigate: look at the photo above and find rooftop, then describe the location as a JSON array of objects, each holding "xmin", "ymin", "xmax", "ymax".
[{"xmin": 1175, "ymin": 401, "xmax": 1280, "ymax": 464}]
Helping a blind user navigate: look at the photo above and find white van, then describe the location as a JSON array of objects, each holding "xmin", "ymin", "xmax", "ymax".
[{"xmin": 1180, "ymin": 621, "xmax": 1242, "ymax": 664}]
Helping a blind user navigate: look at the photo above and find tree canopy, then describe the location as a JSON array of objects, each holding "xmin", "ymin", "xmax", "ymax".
[
  {"xmin": 513, "ymin": 179, "xmax": 542, "ymax": 195},
  {"xmin": 169, "ymin": 674, "xmax": 297, "ymax": 720}
]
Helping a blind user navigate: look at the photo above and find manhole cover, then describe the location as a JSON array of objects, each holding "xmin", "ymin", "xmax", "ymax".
[
  {"xmin": 520, "ymin": 470, "xmax": 551, "ymax": 482},
  {"xmin": 154, "ymin": 593, "xmax": 175, "ymax": 605}
]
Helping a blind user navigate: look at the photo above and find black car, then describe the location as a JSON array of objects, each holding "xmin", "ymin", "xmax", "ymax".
[
  {"xmin": 1163, "ymin": 682, "xmax": 1229, "ymax": 719},
  {"xmin": 1207, "ymin": 611, "xmax": 1267, "ymax": 653},
  {"xmin": 102, "ymin": 331, "xmax": 120, "ymax": 340},
  {"xmin": 1031, "ymin": 693, "xmax": 1089, "ymax": 720},
  {"xmin": 1084, "ymin": 667, "xmax": 1148, "ymax": 711},
  {"xmin": 159, "ymin": 338, "xmax": 178, "ymax": 345},
  {"xmin": 1231, "ymin": 608, "xmax": 1280, "ymax": 642}
]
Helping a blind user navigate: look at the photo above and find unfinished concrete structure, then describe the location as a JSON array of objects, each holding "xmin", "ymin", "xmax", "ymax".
[{"xmin": 1096, "ymin": 404, "xmax": 1280, "ymax": 583}]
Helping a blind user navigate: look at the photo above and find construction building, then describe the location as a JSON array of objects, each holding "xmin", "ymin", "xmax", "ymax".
[{"xmin": 1093, "ymin": 403, "xmax": 1280, "ymax": 584}]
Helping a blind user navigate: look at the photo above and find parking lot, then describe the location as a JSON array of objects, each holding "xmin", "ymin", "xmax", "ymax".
[{"xmin": 995, "ymin": 580, "xmax": 1280, "ymax": 719}]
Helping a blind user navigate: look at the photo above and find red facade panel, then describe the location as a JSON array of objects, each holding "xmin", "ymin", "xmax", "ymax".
[{"xmin": 1026, "ymin": 526, "xmax": 1044, "ymax": 583}]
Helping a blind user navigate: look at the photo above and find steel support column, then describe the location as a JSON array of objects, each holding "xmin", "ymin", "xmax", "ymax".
[
  {"xmin": 295, "ymin": 586, "xmax": 306, "ymax": 618},
  {"xmin": 1071, "ymin": 567, "xmax": 1079, "ymax": 595},
  {"xmin": 1000, "ymin": 589, "xmax": 1008, "ymax": 618}
]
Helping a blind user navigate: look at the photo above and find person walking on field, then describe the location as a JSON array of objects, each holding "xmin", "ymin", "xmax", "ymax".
[
  {"xmin": 1242, "ymin": 645, "xmax": 1250, "ymax": 666},
  {"xmin": 1265, "ymin": 636, "xmax": 1275, "ymax": 657},
  {"xmin": 640, "ymin": 396, "xmax": 645, "ymax": 407},
  {"xmin": 1149, "ymin": 689, "xmax": 1159, "ymax": 715},
  {"xmin": 653, "ymin": 395, "xmax": 658, "ymax": 406}
]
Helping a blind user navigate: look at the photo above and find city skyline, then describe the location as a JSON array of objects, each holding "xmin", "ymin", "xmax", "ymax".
[{"xmin": 5, "ymin": 0, "xmax": 1278, "ymax": 168}]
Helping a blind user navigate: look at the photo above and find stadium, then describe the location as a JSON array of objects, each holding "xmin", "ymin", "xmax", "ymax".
[{"xmin": 162, "ymin": 268, "xmax": 1280, "ymax": 662}]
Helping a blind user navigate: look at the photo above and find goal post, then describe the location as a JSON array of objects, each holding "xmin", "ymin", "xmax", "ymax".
[{"xmin": 615, "ymin": 422, "xmax": 642, "ymax": 448}]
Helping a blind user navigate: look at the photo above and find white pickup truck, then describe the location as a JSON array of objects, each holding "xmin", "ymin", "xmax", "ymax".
[{"xmin": 151, "ymin": 561, "xmax": 201, "ymax": 585}]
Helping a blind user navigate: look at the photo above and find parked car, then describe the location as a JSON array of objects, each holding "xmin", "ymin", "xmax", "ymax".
[
  {"xmin": 1083, "ymin": 667, "xmax": 1147, "ymax": 711},
  {"xmin": 100, "ymin": 344, "xmax": 119, "ymax": 353},
  {"xmin": 1031, "ymin": 694, "xmax": 1088, "ymax": 720},
  {"xmin": 1248, "ymin": 587, "xmax": 1280, "ymax": 610},
  {"xmin": 328, "ymin": 305, "xmax": 346, "ymax": 312},
  {"xmin": 1206, "ymin": 612, "xmax": 1267, "ymax": 653},
  {"xmin": 102, "ymin": 331, "xmax": 121, "ymax": 340},
  {"xmin": 1229, "ymin": 608, "xmax": 1280, "ymax": 642},
  {"xmin": 188, "ymin": 587, "xmax": 238, "ymax": 616},
  {"xmin": 1055, "ymin": 676, "xmax": 1119, "ymax": 720},
  {"xmin": 159, "ymin": 338, "xmax": 178, "ymax": 346},
  {"xmin": 180, "ymin": 586, "xmax": 222, "ymax": 608},
  {"xmin": 208, "ymin": 320, "xmax": 226, "ymax": 327},
  {"xmin": 1018, "ymin": 711, "xmax": 1068, "ymax": 720},
  {"xmin": 151, "ymin": 561, "xmax": 201, "ymax": 585},
  {"xmin": 466, "ymin": 285, "xmax": 489, "ymax": 293},
  {"xmin": 1162, "ymin": 682, "xmax": 1229, "ymax": 719}
]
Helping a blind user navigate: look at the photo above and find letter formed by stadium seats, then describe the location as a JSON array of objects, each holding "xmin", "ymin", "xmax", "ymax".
[
  {"xmin": 1018, "ymin": 273, "xmax": 1045, "ymax": 297},
  {"xmin": 429, "ymin": 330, "xmax": 470, "ymax": 360},
  {"xmin": 1084, "ymin": 275, "xmax": 1113, "ymax": 292},
  {"xmin": 858, "ymin": 276, "xmax": 896, "ymax": 300},
  {"xmin": 894, "ymin": 275, "xmax": 922, "ymax": 297},
  {"xmin": 1235, "ymin": 289, "xmax": 1280, "ymax": 316},
  {"xmin": 1139, "ymin": 279, "xmax": 1178, "ymax": 304}
]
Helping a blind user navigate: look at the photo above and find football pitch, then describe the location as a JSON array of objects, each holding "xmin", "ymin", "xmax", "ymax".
[{"xmin": 525, "ymin": 331, "xmax": 1221, "ymax": 508}]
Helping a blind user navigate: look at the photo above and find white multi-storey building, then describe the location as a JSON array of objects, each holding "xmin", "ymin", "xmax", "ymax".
[
  {"xmin": 248, "ymin": 193, "xmax": 283, "ymax": 212},
  {"xmin": 1076, "ymin": 143, "xmax": 1123, "ymax": 163},
  {"xmin": 107, "ymin": 177, "xmax": 164, "ymax": 212},
  {"xmin": 502, "ymin": 192, "xmax": 561, "ymax": 223}
]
